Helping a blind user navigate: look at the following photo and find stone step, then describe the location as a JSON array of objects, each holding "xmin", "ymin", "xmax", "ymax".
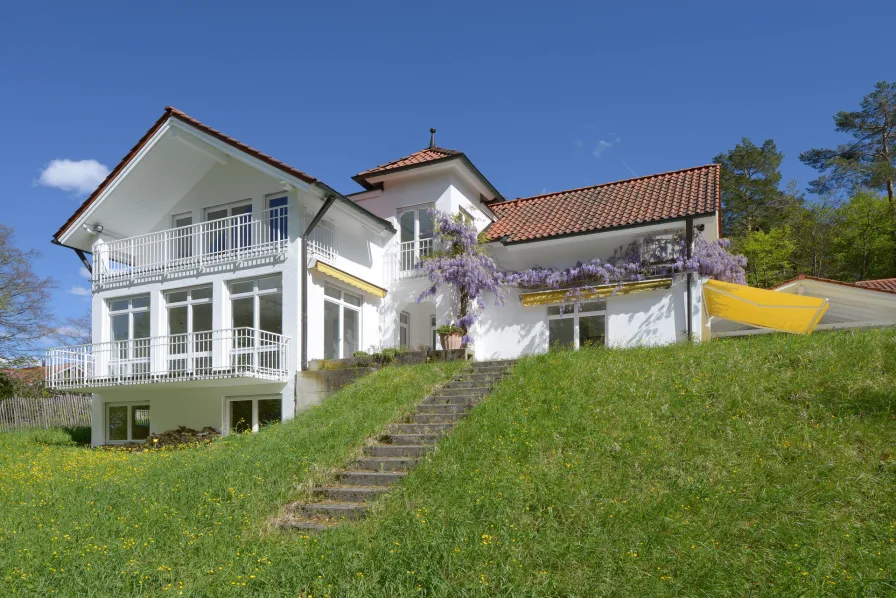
[
  {"xmin": 434, "ymin": 387, "xmax": 490, "ymax": 397},
  {"xmin": 409, "ymin": 412, "xmax": 461, "ymax": 424},
  {"xmin": 415, "ymin": 403, "xmax": 470, "ymax": 415},
  {"xmin": 421, "ymin": 396, "xmax": 477, "ymax": 407},
  {"xmin": 314, "ymin": 485, "xmax": 389, "ymax": 502},
  {"xmin": 298, "ymin": 502, "xmax": 368, "ymax": 521},
  {"xmin": 473, "ymin": 359, "xmax": 517, "ymax": 367},
  {"xmin": 452, "ymin": 373, "xmax": 506, "ymax": 383},
  {"xmin": 467, "ymin": 367, "xmax": 512, "ymax": 375},
  {"xmin": 277, "ymin": 519, "xmax": 340, "ymax": 532},
  {"xmin": 389, "ymin": 422, "xmax": 454, "ymax": 435},
  {"xmin": 381, "ymin": 432, "xmax": 442, "ymax": 445},
  {"xmin": 444, "ymin": 379, "xmax": 498, "ymax": 389},
  {"xmin": 354, "ymin": 457, "xmax": 418, "ymax": 472},
  {"xmin": 363, "ymin": 444, "xmax": 430, "ymax": 458},
  {"xmin": 339, "ymin": 470, "xmax": 407, "ymax": 486}
]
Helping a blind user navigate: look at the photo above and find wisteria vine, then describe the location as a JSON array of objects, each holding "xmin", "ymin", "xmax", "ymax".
[{"xmin": 417, "ymin": 210, "xmax": 747, "ymax": 344}]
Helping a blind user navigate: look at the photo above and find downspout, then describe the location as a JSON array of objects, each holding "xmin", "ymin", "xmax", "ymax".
[
  {"xmin": 685, "ymin": 216, "xmax": 694, "ymax": 341},
  {"xmin": 301, "ymin": 193, "xmax": 338, "ymax": 371}
]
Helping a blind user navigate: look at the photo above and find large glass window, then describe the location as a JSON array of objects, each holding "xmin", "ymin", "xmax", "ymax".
[
  {"xmin": 229, "ymin": 277, "xmax": 283, "ymax": 370},
  {"xmin": 108, "ymin": 295, "xmax": 150, "ymax": 377},
  {"xmin": 547, "ymin": 300, "xmax": 607, "ymax": 350},
  {"xmin": 227, "ymin": 397, "xmax": 281, "ymax": 434},
  {"xmin": 323, "ymin": 284, "xmax": 361, "ymax": 359},
  {"xmin": 205, "ymin": 201, "xmax": 252, "ymax": 253},
  {"xmin": 399, "ymin": 311, "xmax": 410, "ymax": 347},
  {"xmin": 170, "ymin": 212, "xmax": 194, "ymax": 260},
  {"xmin": 167, "ymin": 286, "xmax": 213, "ymax": 374},
  {"xmin": 107, "ymin": 403, "xmax": 150, "ymax": 443},
  {"xmin": 397, "ymin": 205, "xmax": 434, "ymax": 271},
  {"xmin": 267, "ymin": 194, "xmax": 288, "ymax": 242}
]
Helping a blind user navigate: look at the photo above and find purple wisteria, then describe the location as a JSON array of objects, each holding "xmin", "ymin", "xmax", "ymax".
[{"xmin": 418, "ymin": 210, "xmax": 747, "ymax": 342}]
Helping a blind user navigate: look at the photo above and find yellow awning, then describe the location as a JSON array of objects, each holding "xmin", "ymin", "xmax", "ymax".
[
  {"xmin": 520, "ymin": 279, "xmax": 672, "ymax": 307},
  {"xmin": 310, "ymin": 260, "xmax": 387, "ymax": 298},
  {"xmin": 703, "ymin": 279, "xmax": 828, "ymax": 334}
]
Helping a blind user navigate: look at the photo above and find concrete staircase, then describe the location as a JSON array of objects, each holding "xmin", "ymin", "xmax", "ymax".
[{"xmin": 277, "ymin": 359, "xmax": 517, "ymax": 531}]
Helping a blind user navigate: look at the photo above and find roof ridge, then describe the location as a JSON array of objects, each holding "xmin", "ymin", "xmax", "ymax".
[{"xmin": 493, "ymin": 164, "xmax": 720, "ymax": 208}]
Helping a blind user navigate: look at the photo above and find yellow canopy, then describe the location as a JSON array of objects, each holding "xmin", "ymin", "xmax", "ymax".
[
  {"xmin": 703, "ymin": 279, "xmax": 828, "ymax": 335},
  {"xmin": 310, "ymin": 260, "xmax": 387, "ymax": 298}
]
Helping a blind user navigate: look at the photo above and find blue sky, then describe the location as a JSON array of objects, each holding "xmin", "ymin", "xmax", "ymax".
[{"xmin": 1, "ymin": 0, "xmax": 894, "ymax": 326}]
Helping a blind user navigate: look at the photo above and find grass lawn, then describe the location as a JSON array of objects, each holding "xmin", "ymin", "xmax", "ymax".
[{"xmin": 2, "ymin": 330, "xmax": 896, "ymax": 596}]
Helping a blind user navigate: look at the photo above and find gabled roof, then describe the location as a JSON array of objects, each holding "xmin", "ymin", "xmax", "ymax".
[
  {"xmin": 857, "ymin": 278, "xmax": 896, "ymax": 292},
  {"xmin": 773, "ymin": 275, "xmax": 896, "ymax": 296},
  {"xmin": 54, "ymin": 107, "xmax": 394, "ymax": 243},
  {"xmin": 352, "ymin": 145, "xmax": 504, "ymax": 201},
  {"xmin": 482, "ymin": 164, "xmax": 720, "ymax": 244}
]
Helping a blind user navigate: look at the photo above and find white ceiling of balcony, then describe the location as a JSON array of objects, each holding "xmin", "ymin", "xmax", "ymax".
[{"xmin": 63, "ymin": 128, "xmax": 221, "ymax": 251}]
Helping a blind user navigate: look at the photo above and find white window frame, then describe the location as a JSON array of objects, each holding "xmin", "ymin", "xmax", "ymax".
[
  {"xmin": 323, "ymin": 283, "xmax": 362, "ymax": 359},
  {"xmin": 204, "ymin": 198, "xmax": 252, "ymax": 222},
  {"xmin": 224, "ymin": 395, "xmax": 281, "ymax": 434},
  {"xmin": 547, "ymin": 300, "xmax": 608, "ymax": 350},
  {"xmin": 105, "ymin": 401, "xmax": 151, "ymax": 444},
  {"xmin": 228, "ymin": 276, "xmax": 282, "ymax": 331},
  {"xmin": 172, "ymin": 211, "xmax": 193, "ymax": 228},
  {"xmin": 397, "ymin": 203, "xmax": 435, "ymax": 271},
  {"xmin": 165, "ymin": 285, "xmax": 213, "ymax": 334},
  {"xmin": 399, "ymin": 311, "xmax": 410, "ymax": 347},
  {"xmin": 108, "ymin": 295, "xmax": 150, "ymax": 342}
]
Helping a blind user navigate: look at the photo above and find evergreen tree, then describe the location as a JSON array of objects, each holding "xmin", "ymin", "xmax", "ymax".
[{"xmin": 714, "ymin": 138, "xmax": 796, "ymax": 235}]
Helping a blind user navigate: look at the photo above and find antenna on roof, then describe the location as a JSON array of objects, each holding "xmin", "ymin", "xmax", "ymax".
[{"xmin": 429, "ymin": 128, "xmax": 436, "ymax": 148}]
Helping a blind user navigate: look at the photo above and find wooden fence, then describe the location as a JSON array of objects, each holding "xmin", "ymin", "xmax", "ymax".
[{"xmin": 0, "ymin": 395, "xmax": 92, "ymax": 432}]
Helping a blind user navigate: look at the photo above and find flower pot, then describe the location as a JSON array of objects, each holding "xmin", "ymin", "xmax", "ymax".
[{"xmin": 439, "ymin": 332, "xmax": 463, "ymax": 351}]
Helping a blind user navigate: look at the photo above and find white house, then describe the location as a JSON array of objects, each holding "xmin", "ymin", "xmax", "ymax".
[{"xmin": 45, "ymin": 107, "xmax": 721, "ymax": 446}]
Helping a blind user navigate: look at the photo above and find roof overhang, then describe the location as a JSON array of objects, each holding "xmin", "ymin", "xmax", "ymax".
[{"xmin": 54, "ymin": 108, "xmax": 394, "ymax": 250}]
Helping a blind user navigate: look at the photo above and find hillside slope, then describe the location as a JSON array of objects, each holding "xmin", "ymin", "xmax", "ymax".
[{"xmin": 2, "ymin": 330, "xmax": 895, "ymax": 596}]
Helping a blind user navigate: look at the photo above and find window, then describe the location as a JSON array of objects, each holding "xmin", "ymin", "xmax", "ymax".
[
  {"xmin": 430, "ymin": 314, "xmax": 441, "ymax": 350},
  {"xmin": 205, "ymin": 200, "xmax": 253, "ymax": 253},
  {"xmin": 108, "ymin": 295, "xmax": 150, "ymax": 377},
  {"xmin": 399, "ymin": 311, "xmax": 410, "ymax": 347},
  {"xmin": 459, "ymin": 207, "xmax": 474, "ymax": 225},
  {"xmin": 107, "ymin": 403, "xmax": 150, "ymax": 443},
  {"xmin": 170, "ymin": 212, "xmax": 194, "ymax": 260},
  {"xmin": 547, "ymin": 300, "xmax": 607, "ymax": 350},
  {"xmin": 230, "ymin": 277, "xmax": 283, "ymax": 370},
  {"xmin": 226, "ymin": 396, "xmax": 281, "ymax": 434},
  {"xmin": 397, "ymin": 205, "xmax": 434, "ymax": 271},
  {"xmin": 323, "ymin": 284, "xmax": 361, "ymax": 359},
  {"xmin": 267, "ymin": 194, "xmax": 288, "ymax": 242},
  {"xmin": 167, "ymin": 286, "xmax": 213, "ymax": 374}
]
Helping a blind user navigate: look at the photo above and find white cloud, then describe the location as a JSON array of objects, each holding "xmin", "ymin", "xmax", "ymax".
[
  {"xmin": 78, "ymin": 266, "xmax": 91, "ymax": 279},
  {"xmin": 38, "ymin": 159, "xmax": 110, "ymax": 194},
  {"xmin": 592, "ymin": 137, "xmax": 621, "ymax": 159},
  {"xmin": 68, "ymin": 285, "xmax": 91, "ymax": 297}
]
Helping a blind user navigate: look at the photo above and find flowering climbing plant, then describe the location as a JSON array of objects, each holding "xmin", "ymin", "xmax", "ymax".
[{"xmin": 418, "ymin": 210, "xmax": 747, "ymax": 344}]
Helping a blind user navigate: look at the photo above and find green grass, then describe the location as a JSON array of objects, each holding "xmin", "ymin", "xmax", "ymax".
[{"xmin": 2, "ymin": 331, "xmax": 896, "ymax": 596}]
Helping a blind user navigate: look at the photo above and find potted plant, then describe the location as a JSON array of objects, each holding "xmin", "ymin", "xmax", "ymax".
[{"xmin": 436, "ymin": 323, "xmax": 464, "ymax": 350}]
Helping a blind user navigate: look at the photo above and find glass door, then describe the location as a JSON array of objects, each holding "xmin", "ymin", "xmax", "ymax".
[
  {"xmin": 166, "ymin": 286, "xmax": 213, "ymax": 376},
  {"xmin": 108, "ymin": 296, "xmax": 150, "ymax": 378},
  {"xmin": 205, "ymin": 202, "xmax": 252, "ymax": 256},
  {"xmin": 398, "ymin": 206, "xmax": 434, "ymax": 272}
]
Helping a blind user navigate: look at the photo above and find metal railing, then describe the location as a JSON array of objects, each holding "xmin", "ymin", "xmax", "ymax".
[
  {"xmin": 93, "ymin": 206, "xmax": 288, "ymax": 285},
  {"xmin": 45, "ymin": 328, "xmax": 290, "ymax": 389},
  {"xmin": 386, "ymin": 238, "xmax": 434, "ymax": 281}
]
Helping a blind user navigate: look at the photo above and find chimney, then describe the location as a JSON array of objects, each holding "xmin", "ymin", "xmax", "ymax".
[{"xmin": 429, "ymin": 128, "xmax": 436, "ymax": 148}]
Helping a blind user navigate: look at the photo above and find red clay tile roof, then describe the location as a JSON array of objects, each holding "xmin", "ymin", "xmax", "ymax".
[
  {"xmin": 54, "ymin": 106, "xmax": 318, "ymax": 241},
  {"xmin": 483, "ymin": 164, "xmax": 720, "ymax": 243},
  {"xmin": 355, "ymin": 147, "xmax": 461, "ymax": 179},
  {"xmin": 856, "ymin": 278, "xmax": 896, "ymax": 292}
]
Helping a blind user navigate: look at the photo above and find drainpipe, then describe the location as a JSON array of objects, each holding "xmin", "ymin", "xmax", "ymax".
[
  {"xmin": 685, "ymin": 216, "xmax": 694, "ymax": 341},
  {"xmin": 301, "ymin": 193, "xmax": 338, "ymax": 371}
]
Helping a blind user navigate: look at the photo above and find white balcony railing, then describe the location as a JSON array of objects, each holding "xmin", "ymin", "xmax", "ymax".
[
  {"xmin": 93, "ymin": 206, "xmax": 288, "ymax": 285},
  {"xmin": 45, "ymin": 328, "xmax": 290, "ymax": 390},
  {"xmin": 386, "ymin": 238, "xmax": 434, "ymax": 282}
]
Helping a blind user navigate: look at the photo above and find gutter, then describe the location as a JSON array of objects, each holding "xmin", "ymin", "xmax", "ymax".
[
  {"xmin": 685, "ymin": 216, "xmax": 694, "ymax": 341},
  {"xmin": 301, "ymin": 192, "xmax": 339, "ymax": 371},
  {"xmin": 51, "ymin": 237, "xmax": 93, "ymax": 275}
]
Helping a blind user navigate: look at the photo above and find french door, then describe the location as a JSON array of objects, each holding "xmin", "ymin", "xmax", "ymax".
[
  {"xmin": 108, "ymin": 296, "xmax": 150, "ymax": 378},
  {"xmin": 205, "ymin": 202, "xmax": 252, "ymax": 255}
]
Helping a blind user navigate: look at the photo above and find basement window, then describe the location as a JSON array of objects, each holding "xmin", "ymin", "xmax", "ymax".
[
  {"xmin": 226, "ymin": 396, "xmax": 281, "ymax": 434},
  {"xmin": 106, "ymin": 403, "xmax": 150, "ymax": 443},
  {"xmin": 547, "ymin": 300, "xmax": 606, "ymax": 350}
]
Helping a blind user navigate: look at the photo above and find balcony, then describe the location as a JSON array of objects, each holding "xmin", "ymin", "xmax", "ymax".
[
  {"xmin": 93, "ymin": 206, "xmax": 288, "ymax": 286},
  {"xmin": 385, "ymin": 238, "xmax": 434, "ymax": 282},
  {"xmin": 45, "ymin": 328, "xmax": 290, "ymax": 390}
]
